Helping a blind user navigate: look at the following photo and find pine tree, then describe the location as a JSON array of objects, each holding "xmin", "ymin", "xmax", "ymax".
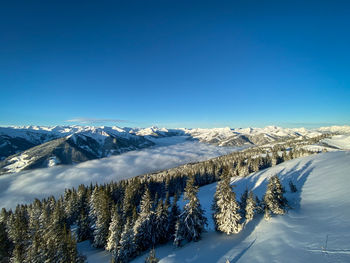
[
  {"xmin": 77, "ymin": 208, "xmax": 91, "ymax": 242},
  {"xmin": 168, "ymin": 193, "xmax": 180, "ymax": 240},
  {"xmin": 0, "ymin": 221, "xmax": 11, "ymax": 262},
  {"xmin": 239, "ymin": 188, "xmax": 249, "ymax": 219},
  {"xmin": 155, "ymin": 199, "xmax": 169, "ymax": 244},
  {"xmin": 263, "ymin": 175, "xmax": 288, "ymax": 218},
  {"xmin": 145, "ymin": 247, "xmax": 159, "ymax": 263},
  {"xmin": 133, "ymin": 188, "xmax": 157, "ymax": 251},
  {"xmin": 90, "ymin": 188, "xmax": 112, "ymax": 248},
  {"xmin": 8, "ymin": 206, "xmax": 28, "ymax": 263},
  {"xmin": 174, "ymin": 175, "xmax": 207, "ymax": 246},
  {"xmin": 245, "ymin": 191, "xmax": 256, "ymax": 224},
  {"xmin": 106, "ymin": 208, "xmax": 123, "ymax": 252},
  {"xmin": 115, "ymin": 219, "xmax": 137, "ymax": 263},
  {"xmin": 213, "ymin": 176, "xmax": 242, "ymax": 234}
]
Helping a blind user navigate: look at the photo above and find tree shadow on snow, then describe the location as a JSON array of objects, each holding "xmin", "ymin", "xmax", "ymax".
[{"xmin": 276, "ymin": 160, "xmax": 314, "ymax": 210}]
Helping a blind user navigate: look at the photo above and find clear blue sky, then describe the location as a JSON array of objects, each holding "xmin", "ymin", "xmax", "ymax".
[{"xmin": 1, "ymin": 0, "xmax": 349, "ymax": 128}]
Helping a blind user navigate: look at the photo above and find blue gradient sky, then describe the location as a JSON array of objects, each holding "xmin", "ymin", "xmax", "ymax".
[{"xmin": 1, "ymin": 0, "xmax": 349, "ymax": 128}]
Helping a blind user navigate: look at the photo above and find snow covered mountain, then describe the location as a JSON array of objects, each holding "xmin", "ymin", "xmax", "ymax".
[
  {"xmin": 0, "ymin": 126, "xmax": 154, "ymax": 174},
  {"xmin": 0, "ymin": 125, "xmax": 347, "ymax": 174}
]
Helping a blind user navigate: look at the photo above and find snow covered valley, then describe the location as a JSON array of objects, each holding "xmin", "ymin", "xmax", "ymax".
[{"xmin": 79, "ymin": 150, "xmax": 350, "ymax": 263}]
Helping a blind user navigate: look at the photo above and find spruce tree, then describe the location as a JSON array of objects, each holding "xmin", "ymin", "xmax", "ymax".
[
  {"xmin": 155, "ymin": 199, "xmax": 169, "ymax": 244},
  {"xmin": 77, "ymin": 208, "xmax": 91, "ymax": 242},
  {"xmin": 245, "ymin": 191, "xmax": 256, "ymax": 224},
  {"xmin": 106, "ymin": 208, "xmax": 123, "ymax": 252},
  {"xmin": 115, "ymin": 219, "xmax": 137, "ymax": 263},
  {"xmin": 8, "ymin": 206, "xmax": 28, "ymax": 263},
  {"xmin": 133, "ymin": 188, "xmax": 156, "ymax": 251},
  {"xmin": 213, "ymin": 176, "xmax": 242, "ymax": 234},
  {"xmin": 168, "ymin": 193, "xmax": 180, "ymax": 240},
  {"xmin": 239, "ymin": 188, "xmax": 248, "ymax": 219},
  {"xmin": 91, "ymin": 188, "xmax": 112, "ymax": 248},
  {"xmin": 264, "ymin": 175, "xmax": 288, "ymax": 218},
  {"xmin": 0, "ymin": 221, "xmax": 11, "ymax": 262},
  {"xmin": 174, "ymin": 175, "xmax": 207, "ymax": 246}
]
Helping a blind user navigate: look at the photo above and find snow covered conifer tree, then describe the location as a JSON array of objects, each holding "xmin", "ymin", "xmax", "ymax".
[
  {"xmin": 264, "ymin": 175, "xmax": 288, "ymax": 218},
  {"xmin": 0, "ymin": 221, "xmax": 11, "ymax": 261},
  {"xmin": 174, "ymin": 175, "xmax": 207, "ymax": 246},
  {"xmin": 115, "ymin": 218, "xmax": 137, "ymax": 263},
  {"xmin": 245, "ymin": 191, "xmax": 256, "ymax": 224},
  {"xmin": 77, "ymin": 208, "xmax": 91, "ymax": 242},
  {"xmin": 8, "ymin": 206, "xmax": 29, "ymax": 263},
  {"xmin": 213, "ymin": 175, "xmax": 242, "ymax": 234},
  {"xmin": 155, "ymin": 199, "xmax": 169, "ymax": 244},
  {"xmin": 240, "ymin": 188, "xmax": 248, "ymax": 219},
  {"xmin": 90, "ymin": 187, "xmax": 112, "ymax": 248},
  {"xmin": 133, "ymin": 187, "xmax": 156, "ymax": 251},
  {"xmin": 106, "ymin": 207, "xmax": 123, "ymax": 252},
  {"xmin": 168, "ymin": 193, "xmax": 180, "ymax": 240}
]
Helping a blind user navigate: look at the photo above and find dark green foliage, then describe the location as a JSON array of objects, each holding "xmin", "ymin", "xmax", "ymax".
[
  {"xmin": 168, "ymin": 193, "xmax": 180, "ymax": 239},
  {"xmin": 90, "ymin": 187, "xmax": 112, "ymax": 248},
  {"xmin": 239, "ymin": 188, "xmax": 249, "ymax": 219},
  {"xmin": 8, "ymin": 206, "xmax": 28, "ymax": 263},
  {"xmin": 0, "ymin": 221, "xmax": 11, "ymax": 262},
  {"xmin": 77, "ymin": 209, "xmax": 91, "ymax": 242}
]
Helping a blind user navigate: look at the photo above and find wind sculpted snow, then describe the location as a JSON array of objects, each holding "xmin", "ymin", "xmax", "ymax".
[{"xmin": 0, "ymin": 139, "xmax": 240, "ymax": 209}]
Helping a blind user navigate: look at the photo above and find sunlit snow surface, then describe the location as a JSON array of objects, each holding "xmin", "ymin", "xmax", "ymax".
[
  {"xmin": 78, "ymin": 136, "xmax": 350, "ymax": 263},
  {"xmin": 0, "ymin": 137, "xmax": 242, "ymax": 209}
]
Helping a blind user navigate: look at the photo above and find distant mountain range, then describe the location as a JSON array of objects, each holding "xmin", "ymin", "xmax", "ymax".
[{"xmin": 0, "ymin": 125, "xmax": 349, "ymax": 175}]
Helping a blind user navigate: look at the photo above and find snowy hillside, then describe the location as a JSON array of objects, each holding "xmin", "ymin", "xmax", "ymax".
[{"xmin": 78, "ymin": 140, "xmax": 350, "ymax": 262}]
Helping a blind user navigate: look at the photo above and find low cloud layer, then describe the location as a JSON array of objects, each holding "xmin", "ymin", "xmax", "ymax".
[{"xmin": 0, "ymin": 140, "xmax": 240, "ymax": 210}]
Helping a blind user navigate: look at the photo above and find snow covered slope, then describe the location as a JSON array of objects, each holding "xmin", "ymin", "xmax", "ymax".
[
  {"xmin": 78, "ymin": 149, "xmax": 350, "ymax": 263},
  {"xmin": 130, "ymin": 151, "xmax": 350, "ymax": 263},
  {"xmin": 321, "ymin": 135, "xmax": 350, "ymax": 150}
]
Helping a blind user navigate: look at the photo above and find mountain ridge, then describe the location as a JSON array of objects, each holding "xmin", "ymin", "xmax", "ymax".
[{"xmin": 0, "ymin": 125, "xmax": 348, "ymax": 175}]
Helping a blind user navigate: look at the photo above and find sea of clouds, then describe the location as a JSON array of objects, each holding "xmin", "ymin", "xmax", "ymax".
[{"xmin": 0, "ymin": 137, "xmax": 242, "ymax": 210}]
